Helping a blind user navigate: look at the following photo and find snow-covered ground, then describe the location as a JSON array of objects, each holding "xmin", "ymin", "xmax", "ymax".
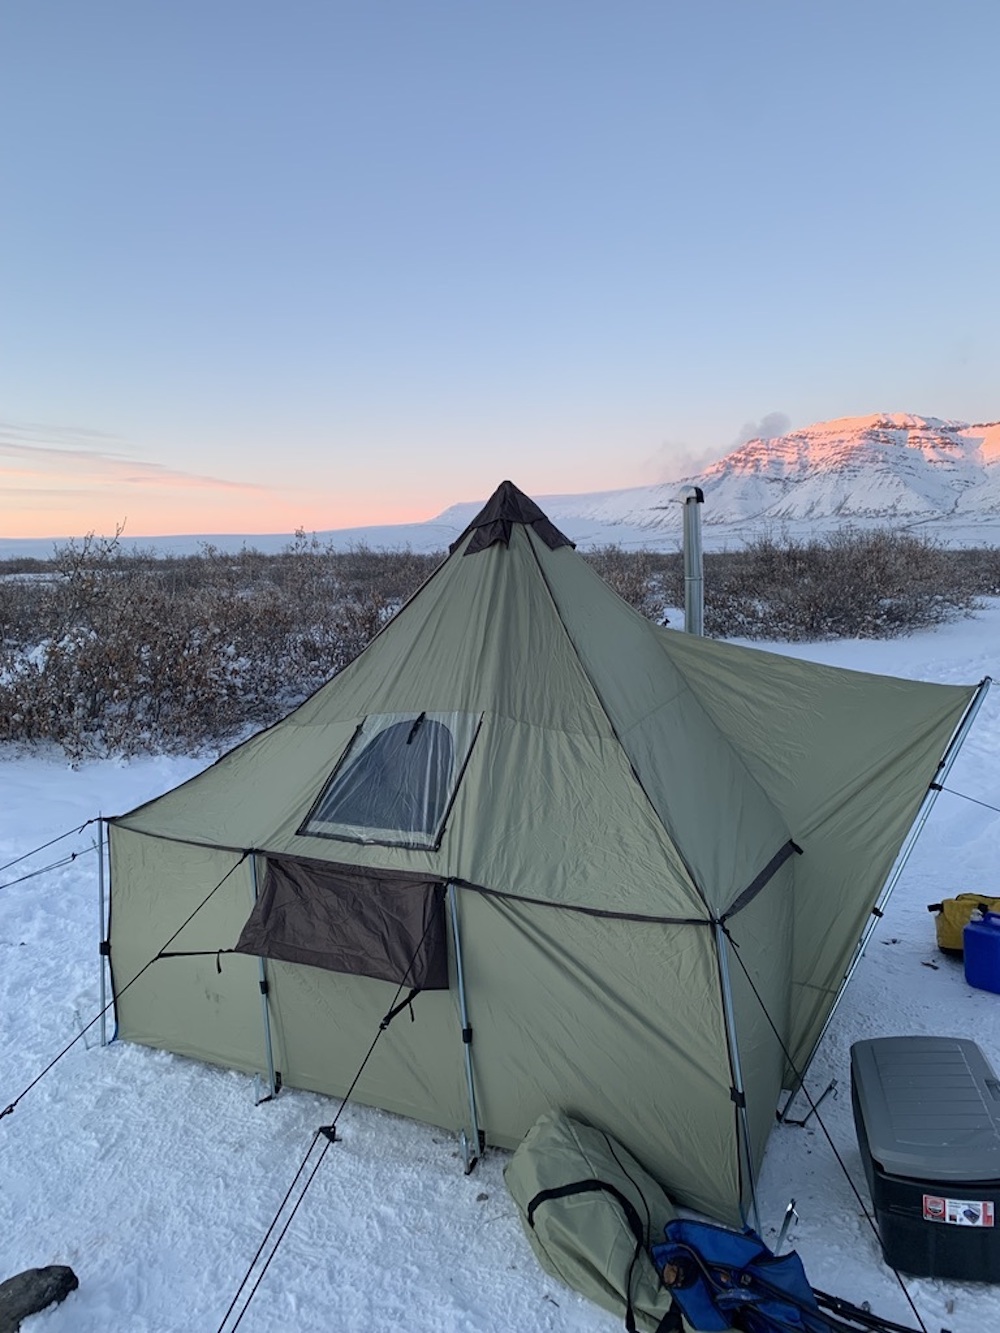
[{"xmin": 1, "ymin": 606, "xmax": 999, "ymax": 1332}]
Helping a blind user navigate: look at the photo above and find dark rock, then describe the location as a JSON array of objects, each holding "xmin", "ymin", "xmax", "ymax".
[{"xmin": 0, "ymin": 1266, "xmax": 79, "ymax": 1332}]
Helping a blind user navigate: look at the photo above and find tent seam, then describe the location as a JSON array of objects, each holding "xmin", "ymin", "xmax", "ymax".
[
  {"xmin": 107, "ymin": 827, "xmax": 712, "ymax": 926},
  {"xmin": 521, "ymin": 527, "xmax": 712, "ymax": 915}
]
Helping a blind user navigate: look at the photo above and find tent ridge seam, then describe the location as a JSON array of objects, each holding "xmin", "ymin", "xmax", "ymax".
[
  {"xmin": 521, "ymin": 528, "xmax": 712, "ymax": 915},
  {"xmin": 437, "ymin": 877, "xmax": 712, "ymax": 926},
  {"xmin": 107, "ymin": 825, "xmax": 251, "ymax": 855},
  {"xmin": 111, "ymin": 827, "xmax": 712, "ymax": 924}
]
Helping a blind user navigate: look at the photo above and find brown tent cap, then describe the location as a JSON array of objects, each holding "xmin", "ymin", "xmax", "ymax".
[{"xmin": 450, "ymin": 479, "xmax": 575, "ymax": 555}]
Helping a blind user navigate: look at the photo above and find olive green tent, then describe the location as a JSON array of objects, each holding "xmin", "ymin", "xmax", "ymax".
[{"xmin": 107, "ymin": 481, "xmax": 983, "ymax": 1225}]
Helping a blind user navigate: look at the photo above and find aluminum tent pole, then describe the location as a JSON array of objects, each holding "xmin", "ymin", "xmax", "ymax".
[
  {"xmin": 794, "ymin": 675, "xmax": 992, "ymax": 1093},
  {"xmin": 98, "ymin": 815, "xmax": 107, "ymax": 1047},
  {"xmin": 714, "ymin": 920, "xmax": 761, "ymax": 1233},
  {"xmin": 251, "ymin": 854, "xmax": 278, "ymax": 1101},
  {"xmin": 447, "ymin": 883, "xmax": 482, "ymax": 1173}
]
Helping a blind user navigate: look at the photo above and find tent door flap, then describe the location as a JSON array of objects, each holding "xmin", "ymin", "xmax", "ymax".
[{"xmin": 234, "ymin": 856, "xmax": 449, "ymax": 989}]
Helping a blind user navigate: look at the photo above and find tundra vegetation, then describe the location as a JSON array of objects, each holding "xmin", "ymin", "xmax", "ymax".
[{"xmin": 0, "ymin": 528, "xmax": 995, "ymax": 758}]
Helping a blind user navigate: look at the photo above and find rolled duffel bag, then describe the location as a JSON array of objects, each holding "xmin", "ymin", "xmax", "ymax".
[
  {"xmin": 928, "ymin": 894, "xmax": 1000, "ymax": 953},
  {"xmin": 504, "ymin": 1110, "xmax": 702, "ymax": 1333}
]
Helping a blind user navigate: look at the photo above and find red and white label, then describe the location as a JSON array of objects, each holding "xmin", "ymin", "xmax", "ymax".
[{"xmin": 922, "ymin": 1195, "xmax": 995, "ymax": 1227}]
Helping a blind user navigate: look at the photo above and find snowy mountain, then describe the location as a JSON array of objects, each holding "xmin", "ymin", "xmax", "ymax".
[
  {"xmin": 489, "ymin": 413, "xmax": 1000, "ymax": 550},
  {"xmin": 698, "ymin": 414, "xmax": 1000, "ymax": 521},
  {"xmin": 4, "ymin": 414, "xmax": 999, "ymax": 562}
]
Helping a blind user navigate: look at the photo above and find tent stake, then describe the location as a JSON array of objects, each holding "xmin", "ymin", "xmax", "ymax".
[
  {"xmin": 251, "ymin": 854, "xmax": 279, "ymax": 1101},
  {"xmin": 778, "ymin": 1078, "xmax": 837, "ymax": 1127},
  {"xmin": 714, "ymin": 921, "xmax": 761, "ymax": 1232},
  {"xmin": 774, "ymin": 1198, "xmax": 798, "ymax": 1255},
  {"xmin": 447, "ymin": 883, "xmax": 482, "ymax": 1173},
  {"xmin": 97, "ymin": 815, "xmax": 107, "ymax": 1048}
]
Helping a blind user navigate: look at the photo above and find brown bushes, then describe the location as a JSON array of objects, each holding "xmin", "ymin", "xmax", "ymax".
[
  {"xmin": 0, "ymin": 531, "xmax": 437, "ymax": 759},
  {"xmin": 582, "ymin": 545, "xmax": 664, "ymax": 621},
  {"xmin": 0, "ymin": 526, "xmax": 992, "ymax": 758},
  {"xmin": 582, "ymin": 532, "xmax": 994, "ymax": 640},
  {"xmin": 696, "ymin": 530, "xmax": 989, "ymax": 640}
]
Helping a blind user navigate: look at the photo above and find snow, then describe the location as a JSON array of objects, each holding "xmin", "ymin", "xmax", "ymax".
[{"xmin": 1, "ymin": 607, "xmax": 999, "ymax": 1332}]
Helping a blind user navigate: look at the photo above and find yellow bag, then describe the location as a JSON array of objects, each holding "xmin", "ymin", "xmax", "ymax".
[{"xmin": 928, "ymin": 894, "xmax": 1000, "ymax": 954}]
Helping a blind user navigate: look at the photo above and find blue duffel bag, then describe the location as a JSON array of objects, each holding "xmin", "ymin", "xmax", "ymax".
[{"xmin": 652, "ymin": 1218, "xmax": 827, "ymax": 1333}]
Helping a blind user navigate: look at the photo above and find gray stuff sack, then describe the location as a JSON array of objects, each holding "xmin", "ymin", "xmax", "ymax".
[{"xmin": 504, "ymin": 1110, "xmax": 694, "ymax": 1333}]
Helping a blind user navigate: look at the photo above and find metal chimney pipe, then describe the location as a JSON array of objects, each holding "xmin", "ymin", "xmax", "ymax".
[{"xmin": 681, "ymin": 486, "xmax": 704, "ymax": 635}]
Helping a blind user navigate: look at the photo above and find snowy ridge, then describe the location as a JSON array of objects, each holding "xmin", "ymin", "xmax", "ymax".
[
  {"xmin": 693, "ymin": 414, "xmax": 1000, "ymax": 523},
  {"xmin": 4, "ymin": 414, "xmax": 1000, "ymax": 560},
  {"xmin": 514, "ymin": 413, "xmax": 1000, "ymax": 547}
]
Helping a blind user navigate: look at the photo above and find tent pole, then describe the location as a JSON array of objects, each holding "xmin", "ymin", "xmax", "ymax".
[
  {"xmin": 794, "ymin": 675, "xmax": 992, "ymax": 1094},
  {"xmin": 251, "ymin": 854, "xmax": 278, "ymax": 1101},
  {"xmin": 447, "ymin": 883, "xmax": 482, "ymax": 1173},
  {"xmin": 714, "ymin": 921, "xmax": 761, "ymax": 1232},
  {"xmin": 98, "ymin": 815, "xmax": 107, "ymax": 1048}
]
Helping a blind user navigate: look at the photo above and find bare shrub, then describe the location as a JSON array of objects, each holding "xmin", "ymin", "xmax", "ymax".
[
  {"xmin": 568, "ymin": 532, "xmax": 984, "ymax": 640},
  {"xmin": 703, "ymin": 529, "xmax": 978, "ymax": 640},
  {"xmin": 0, "ymin": 525, "xmax": 987, "ymax": 758},
  {"xmin": 583, "ymin": 545, "xmax": 670, "ymax": 620},
  {"xmin": 949, "ymin": 546, "xmax": 1000, "ymax": 597},
  {"xmin": 0, "ymin": 531, "xmax": 439, "ymax": 759}
]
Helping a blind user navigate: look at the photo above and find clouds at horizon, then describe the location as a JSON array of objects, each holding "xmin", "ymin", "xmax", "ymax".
[
  {"xmin": 0, "ymin": 420, "xmax": 267, "ymax": 495},
  {"xmin": 0, "ymin": 418, "xmax": 287, "ymax": 538}
]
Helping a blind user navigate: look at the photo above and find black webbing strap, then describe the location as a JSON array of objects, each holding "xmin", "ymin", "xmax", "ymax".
[
  {"xmin": 157, "ymin": 947, "xmax": 236, "ymax": 974},
  {"xmin": 720, "ymin": 838, "xmax": 803, "ymax": 924},
  {"xmin": 379, "ymin": 987, "xmax": 422, "ymax": 1030},
  {"xmin": 526, "ymin": 1179, "xmax": 682, "ymax": 1333}
]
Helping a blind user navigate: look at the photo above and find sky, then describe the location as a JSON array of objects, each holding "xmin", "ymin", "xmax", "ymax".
[{"xmin": 2, "ymin": 1, "xmax": 999, "ymax": 540}]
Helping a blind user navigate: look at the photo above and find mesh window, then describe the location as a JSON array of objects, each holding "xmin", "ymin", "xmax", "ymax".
[{"xmin": 300, "ymin": 710, "xmax": 482, "ymax": 849}]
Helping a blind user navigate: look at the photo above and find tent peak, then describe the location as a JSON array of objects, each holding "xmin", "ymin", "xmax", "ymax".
[{"xmin": 450, "ymin": 480, "xmax": 575, "ymax": 555}]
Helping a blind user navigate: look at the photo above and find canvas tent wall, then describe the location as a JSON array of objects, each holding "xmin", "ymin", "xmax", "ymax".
[{"xmin": 107, "ymin": 481, "xmax": 980, "ymax": 1226}]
